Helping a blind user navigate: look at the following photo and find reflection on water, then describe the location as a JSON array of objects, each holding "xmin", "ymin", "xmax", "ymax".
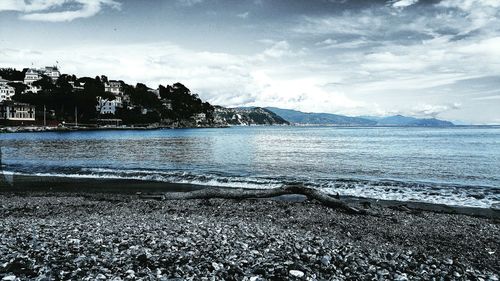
[{"xmin": 1, "ymin": 126, "xmax": 499, "ymax": 207}]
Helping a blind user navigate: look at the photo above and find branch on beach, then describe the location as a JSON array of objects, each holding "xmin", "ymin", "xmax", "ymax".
[{"xmin": 146, "ymin": 185, "xmax": 366, "ymax": 214}]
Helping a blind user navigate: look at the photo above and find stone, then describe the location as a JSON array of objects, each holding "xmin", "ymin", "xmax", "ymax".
[
  {"xmin": 320, "ymin": 255, "xmax": 331, "ymax": 266},
  {"xmin": 96, "ymin": 274, "xmax": 107, "ymax": 280},
  {"xmin": 394, "ymin": 273, "xmax": 409, "ymax": 281},
  {"xmin": 212, "ymin": 262, "xmax": 222, "ymax": 271},
  {"xmin": 289, "ymin": 270, "xmax": 305, "ymax": 278},
  {"xmin": 2, "ymin": 276, "xmax": 16, "ymax": 281}
]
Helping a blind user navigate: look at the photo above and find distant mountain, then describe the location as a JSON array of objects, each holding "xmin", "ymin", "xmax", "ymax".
[
  {"xmin": 215, "ymin": 107, "xmax": 289, "ymax": 125},
  {"xmin": 365, "ymin": 115, "xmax": 454, "ymax": 127},
  {"xmin": 265, "ymin": 107, "xmax": 377, "ymax": 126},
  {"xmin": 266, "ymin": 108, "xmax": 454, "ymax": 127}
]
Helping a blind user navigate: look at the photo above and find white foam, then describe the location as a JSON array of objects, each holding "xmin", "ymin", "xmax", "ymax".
[{"xmin": 3, "ymin": 169, "xmax": 498, "ymax": 208}]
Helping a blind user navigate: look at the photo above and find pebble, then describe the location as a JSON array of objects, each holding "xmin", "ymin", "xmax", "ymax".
[
  {"xmin": 320, "ymin": 255, "xmax": 331, "ymax": 266},
  {"xmin": 289, "ymin": 270, "xmax": 305, "ymax": 278},
  {"xmin": 1, "ymin": 276, "xmax": 16, "ymax": 281}
]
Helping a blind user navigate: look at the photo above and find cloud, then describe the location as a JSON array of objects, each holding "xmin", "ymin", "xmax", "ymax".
[
  {"xmin": 0, "ymin": 41, "xmax": 363, "ymax": 115},
  {"xmin": 237, "ymin": 11, "xmax": 249, "ymax": 19},
  {"xmin": 472, "ymin": 95, "xmax": 500, "ymax": 100},
  {"xmin": 410, "ymin": 103, "xmax": 461, "ymax": 118},
  {"xmin": 254, "ymin": 41, "xmax": 305, "ymax": 61},
  {"xmin": 0, "ymin": 0, "xmax": 121, "ymax": 22},
  {"xmin": 176, "ymin": 0, "xmax": 204, "ymax": 7},
  {"xmin": 389, "ymin": 0, "xmax": 419, "ymax": 8},
  {"xmin": 1, "ymin": 0, "xmax": 500, "ymax": 123}
]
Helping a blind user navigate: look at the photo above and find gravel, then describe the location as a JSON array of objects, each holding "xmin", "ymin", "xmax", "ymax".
[{"xmin": 0, "ymin": 192, "xmax": 499, "ymax": 280}]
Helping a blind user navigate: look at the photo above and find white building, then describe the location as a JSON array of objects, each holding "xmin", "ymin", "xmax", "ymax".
[
  {"xmin": 105, "ymin": 80, "xmax": 123, "ymax": 95},
  {"xmin": 42, "ymin": 66, "xmax": 60, "ymax": 82},
  {"xmin": 0, "ymin": 101, "xmax": 36, "ymax": 125},
  {"xmin": 97, "ymin": 80, "xmax": 126, "ymax": 115},
  {"xmin": 0, "ymin": 84, "xmax": 15, "ymax": 102},
  {"xmin": 96, "ymin": 96, "xmax": 122, "ymax": 115},
  {"xmin": 69, "ymin": 81, "xmax": 84, "ymax": 90},
  {"xmin": 24, "ymin": 69, "xmax": 40, "ymax": 86}
]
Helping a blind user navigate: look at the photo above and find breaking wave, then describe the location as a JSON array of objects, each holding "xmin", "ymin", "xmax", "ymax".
[{"xmin": 3, "ymin": 166, "xmax": 499, "ymax": 208}]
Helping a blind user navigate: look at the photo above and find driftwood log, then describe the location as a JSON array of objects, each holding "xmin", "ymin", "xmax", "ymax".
[{"xmin": 142, "ymin": 185, "xmax": 365, "ymax": 214}]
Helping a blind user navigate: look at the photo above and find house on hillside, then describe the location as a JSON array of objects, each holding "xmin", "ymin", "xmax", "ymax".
[
  {"xmin": 104, "ymin": 80, "xmax": 123, "ymax": 95},
  {"xmin": 68, "ymin": 81, "xmax": 84, "ymax": 90},
  {"xmin": 24, "ymin": 69, "xmax": 40, "ymax": 85},
  {"xmin": 23, "ymin": 69, "xmax": 42, "ymax": 93},
  {"xmin": 97, "ymin": 80, "xmax": 126, "ymax": 115},
  {"xmin": 0, "ymin": 84, "xmax": 15, "ymax": 102},
  {"xmin": 193, "ymin": 113, "xmax": 206, "ymax": 124},
  {"xmin": 96, "ymin": 97, "xmax": 122, "ymax": 115},
  {"xmin": 42, "ymin": 66, "xmax": 60, "ymax": 82},
  {"xmin": 0, "ymin": 101, "xmax": 36, "ymax": 125}
]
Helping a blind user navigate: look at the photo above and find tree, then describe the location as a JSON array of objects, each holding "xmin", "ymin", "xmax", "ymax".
[
  {"xmin": 7, "ymin": 82, "xmax": 27, "ymax": 96},
  {"xmin": 0, "ymin": 68, "xmax": 25, "ymax": 81},
  {"xmin": 129, "ymin": 83, "xmax": 161, "ymax": 109}
]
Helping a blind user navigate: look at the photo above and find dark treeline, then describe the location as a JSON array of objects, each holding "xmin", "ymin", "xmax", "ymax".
[{"xmin": 0, "ymin": 68, "xmax": 215, "ymax": 126}]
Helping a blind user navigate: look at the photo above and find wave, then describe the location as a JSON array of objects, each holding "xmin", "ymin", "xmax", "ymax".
[{"xmin": 2, "ymin": 167, "xmax": 499, "ymax": 208}]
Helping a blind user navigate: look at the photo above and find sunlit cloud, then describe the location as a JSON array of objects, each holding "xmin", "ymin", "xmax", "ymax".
[{"xmin": 0, "ymin": 0, "xmax": 121, "ymax": 22}]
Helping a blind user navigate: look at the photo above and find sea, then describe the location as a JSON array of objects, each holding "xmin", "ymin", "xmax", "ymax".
[{"xmin": 1, "ymin": 126, "xmax": 499, "ymax": 208}]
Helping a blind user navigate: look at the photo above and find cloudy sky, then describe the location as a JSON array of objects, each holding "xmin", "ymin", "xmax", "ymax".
[{"xmin": 1, "ymin": 0, "xmax": 500, "ymax": 124}]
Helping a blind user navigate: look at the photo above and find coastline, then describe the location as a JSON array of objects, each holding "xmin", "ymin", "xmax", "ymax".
[
  {"xmin": 1, "ymin": 174, "xmax": 499, "ymax": 219},
  {"xmin": 0, "ymin": 125, "xmax": 230, "ymax": 133},
  {"xmin": 0, "ymin": 179, "xmax": 498, "ymax": 280}
]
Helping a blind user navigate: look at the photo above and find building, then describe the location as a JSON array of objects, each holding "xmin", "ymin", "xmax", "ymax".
[
  {"xmin": 68, "ymin": 81, "xmax": 84, "ymax": 90},
  {"xmin": 24, "ymin": 66, "xmax": 60, "ymax": 86},
  {"xmin": 0, "ymin": 84, "xmax": 15, "ymax": 102},
  {"xmin": 97, "ymin": 80, "xmax": 126, "ymax": 115},
  {"xmin": 96, "ymin": 96, "xmax": 122, "ymax": 115},
  {"xmin": 42, "ymin": 66, "xmax": 60, "ymax": 82},
  {"xmin": 193, "ymin": 113, "xmax": 206, "ymax": 124},
  {"xmin": 23, "ymin": 68, "xmax": 40, "ymax": 86},
  {"xmin": 0, "ymin": 101, "xmax": 36, "ymax": 125},
  {"xmin": 104, "ymin": 80, "xmax": 123, "ymax": 95}
]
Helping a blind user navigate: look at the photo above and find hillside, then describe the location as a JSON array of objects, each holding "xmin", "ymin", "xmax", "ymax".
[
  {"xmin": 267, "ymin": 108, "xmax": 455, "ymax": 127},
  {"xmin": 265, "ymin": 107, "xmax": 376, "ymax": 126},
  {"xmin": 215, "ymin": 107, "xmax": 289, "ymax": 125},
  {"xmin": 363, "ymin": 115, "xmax": 455, "ymax": 127}
]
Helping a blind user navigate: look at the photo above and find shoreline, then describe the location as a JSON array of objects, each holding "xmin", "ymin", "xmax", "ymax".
[
  {"xmin": 2, "ymin": 124, "xmax": 500, "ymax": 134},
  {"xmin": 0, "ymin": 124, "xmax": 230, "ymax": 133},
  {"xmin": 1, "ymin": 175, "xmax": 499, "ymax": 219}
]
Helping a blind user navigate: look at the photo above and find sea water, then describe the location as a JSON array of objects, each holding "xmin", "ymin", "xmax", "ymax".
[{"xmin": 1, "ymin": 126, "xmax": 499, "ymax": 208}]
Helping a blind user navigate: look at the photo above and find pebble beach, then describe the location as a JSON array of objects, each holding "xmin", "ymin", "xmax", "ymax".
[{"xmin": 0, "ymin": 190, "xmax": 499, "ymax": 281}]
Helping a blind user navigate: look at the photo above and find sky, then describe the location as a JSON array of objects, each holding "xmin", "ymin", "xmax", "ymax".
[{"xmin": 1, "ymin": 0, "xmax": 500, "ymax": 124}]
